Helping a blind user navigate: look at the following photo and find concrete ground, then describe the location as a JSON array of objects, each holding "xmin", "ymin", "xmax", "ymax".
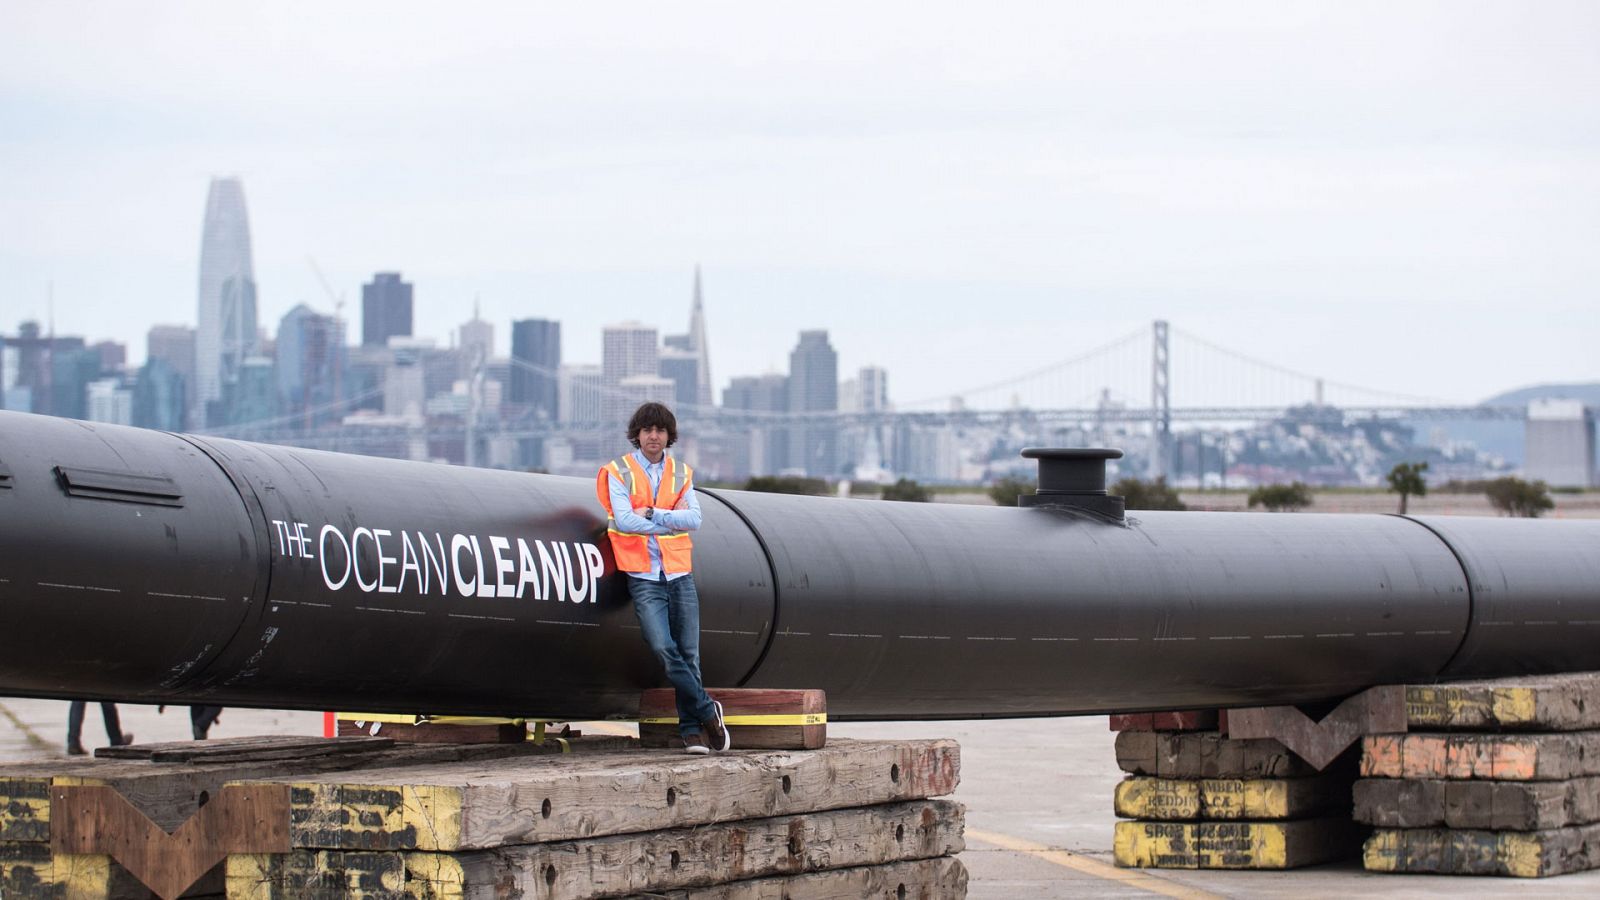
[{"xmin": 3, "ymin": 699, "xmax": 1598, "ymax": 897}]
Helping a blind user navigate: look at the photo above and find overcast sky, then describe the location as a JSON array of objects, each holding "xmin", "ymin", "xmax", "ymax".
[{"xmin": 2, "ymin": 2, "xmax": 1596, "ymax": 409}]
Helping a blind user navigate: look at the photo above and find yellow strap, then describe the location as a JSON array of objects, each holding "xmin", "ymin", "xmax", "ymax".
[{"xmin": 639, "ymin": 713, "xmax": 827, "ymax": 726}]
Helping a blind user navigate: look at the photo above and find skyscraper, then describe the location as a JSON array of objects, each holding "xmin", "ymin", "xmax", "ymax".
[
  {"xmin": 147, "ymin": 325, "xmax": 196, "ymax": 414},
  {"xmin": 362, "ymin": 273, "xmax": 414, "ymax": 348},
  {"xmin": 602, "ymin": 321, "xmax": 658, "ymax": 426},
  {"xmin": 858, "ymin": 366, "xmax": 889, "ymax": 413},
  {"xmin": 724, "ymin": 373, "xmax": 790, "ymax": 476},
  {"xmin": 788, "ymin": 330, "xmax": 839, "ymax": 477},
  {"xmin": 195, "ymin": 177, "xmax": 258, "ymax": 428},
  {"xmin": 457, "ymin": 300, "xmax": 494, "ymax": 378},
  {"xmin": 276, "ymin": 304, "xmax": 345, "ymax": 429},
  {"xmin": 510, "ymin": 319, "xmax": 561, "ymax": 418},
  {"xmin": 661, "ymin": 267, "xmax": 714, "ymax": 408}
]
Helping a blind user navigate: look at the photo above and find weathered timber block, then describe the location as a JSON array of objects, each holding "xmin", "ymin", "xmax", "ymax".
[
  {"xmin": 621, "ymin": 856, "xmax": 968, "ymax": 900},
  {"xmin": 0, "ymin": 840, "xmax": 223, "ymax": 900},
  {"xmin": 1109, "ymin": 711, "xmax": 1221, "ymax": 732},
  {"xmin": 1, "ymin": 735, "xmax": 633, "ymax": 845},
  {"xmin": 1228, "ymin": 686, "xmax": 1406, "ymax": 771},
  {"xmin": 1355, "ymin": 775, "xmax": 1600, "ymax": 831},
  {"xmin": 1406, "ymin": 673, "xmax": 1600, "ymax": 732},
  {"xmin": 1113, "ymin": 730, "xmax": 1320, "ymax": 779},
  {"xmin": 336, "ymin": 719, "xmax": 525, "ymax": 744},
  {"xmin": 273, "ymin": 737, "xmax": 959, "ymax": 852},
  {"xmin": 1114, "ymin": 816, "xmax": 1365, "ymax": 869},
  {"xmin": 234, "ymin": 799, "xmax": 963, "ymax": 899},
  {"xmin": 1360, "ymin": 731, "xmax": 1600, "ymax": 781},
  {"xmin": 94, "ymin": 735, "xmax": 386, "ymax": 762},
  {"xmin": 1115, "ymin": 769, "xmax": 1353, "ymax": 821},
  {"xmin": 639, "ymin": 688, "xmax": 827, "ymax": 750},
  {"xmin": 1364, "ymin": 823, "xmax": 1600, "ymax": 877}
]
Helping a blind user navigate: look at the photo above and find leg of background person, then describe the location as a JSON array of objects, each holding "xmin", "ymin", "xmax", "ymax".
[
  {"xmin": 66, "ymin": 701, "xmax": 86, "ymax": 753},
  {"xmin": 101, "ymin": 703, "xmax": 128, "ymax": 745},
  {"xmin": 191, "ymin": 705, "xmax": 222, "ymax": 739}
]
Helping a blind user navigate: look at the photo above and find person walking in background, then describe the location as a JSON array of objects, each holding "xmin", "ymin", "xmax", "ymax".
[
  {"xmin": 596, "ymin": 402, "xmax": 728, "ymax": 755},
  {"xmin": 190, "ymin": 705, "xmax": 223, "ymax": 739},
  {"xmin": 66, "ymin": 701, "xmax": 131, "ymax": 755}
]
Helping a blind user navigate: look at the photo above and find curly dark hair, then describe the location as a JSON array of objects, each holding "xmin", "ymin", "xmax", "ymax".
[{"xmin": 627, "ymin": 402, "xmax": 678, "ymax": 448}]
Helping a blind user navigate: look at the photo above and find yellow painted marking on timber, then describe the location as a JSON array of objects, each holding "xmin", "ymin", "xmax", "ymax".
[
  {"xmin": 638, "ymin": 713, "xmax": 827, "ymax": 726},
  {"xmin": 404, "ymin": 784, "xmax": 465, "ymax": 852},
  {"xmin": 1405, "ymin": 684, "xmax": 1538, "ymax": 727},
  {"xmin": 57, "ymin": 853, "xmax": 115, "ymax": 895},
  {"xmin": 1366, "ymin": 828, "xmax": 1551, "ymax": 878},
  {"xmin": 406, "ymin": 853, "xmax": 468, "ymax": 900},
  {"xmin": 0, "ymin": 779, "xmax": 54, "ymax": 838},
  {"xmin": 225, "ymin": 854, "xmax": 270, "ymax": 900},
  {"xmin": 967, "ymin": 827, "xmax": 1225, "ymax": 900},
  {"xmin": 1116, "ymin": 776, "xmax": 1320, "ymax": 820},
  {"xmin": 289, "ymin": 782, "xmax": 465, "ymax": 851},
  {"xmin": 0, "ymin": 848, "xmax": 113, "ymax": 892},
  {"xmin": 1115, "ymin": 821, "xmax": 1295, "ymax": 869},
  {"xmin": 1362, "ymin": 829, "xmax": 1401, "ymax": 872},
  {"xmin": 1493, "ymin": 687, "xmax": 1538, "ymax": 725}
]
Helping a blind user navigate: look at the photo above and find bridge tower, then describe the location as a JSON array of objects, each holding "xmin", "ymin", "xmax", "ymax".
[{"xmin": 1150, "ymin": 320, "xmax": 1171, "ymax": 479}]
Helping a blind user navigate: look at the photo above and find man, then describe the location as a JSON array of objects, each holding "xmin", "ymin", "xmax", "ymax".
[{"xmin": 596, "ymin": 402, "xmax": 729, "ymax": 754}]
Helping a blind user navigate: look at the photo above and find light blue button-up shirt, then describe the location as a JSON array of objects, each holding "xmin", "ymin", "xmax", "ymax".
[{"xmin": 607, "ymin": 449, "xmax": 702, "ymax": 581}]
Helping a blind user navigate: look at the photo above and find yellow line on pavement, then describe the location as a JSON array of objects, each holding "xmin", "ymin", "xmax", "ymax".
[
  {"xmin": 0, "ymin": 700, "xmax": 55, "ymax": 754},
  {"xmin": 966, "ymin": 827, "xmax": 1227, "ymax": 900}
]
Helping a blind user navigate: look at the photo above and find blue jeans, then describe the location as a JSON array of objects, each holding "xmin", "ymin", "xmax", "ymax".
[{"xmin": 630, "ymin": 573, "xmax": 716, "ymax": 738}]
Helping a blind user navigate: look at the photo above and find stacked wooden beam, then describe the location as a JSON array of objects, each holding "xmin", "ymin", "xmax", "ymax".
[
  {"xmin": 1359, "ymin": 673, "xmax": 1600, "ymax": 878},
  {"xmin": 1111, "ymin": 712, "xmax": 1363, "ymax": 869},
  {"xmin": 228, "ymin": 738, "xmax": 965, "ymax": 898},
  {"xmin": 0, "ymin": 734, "xmax": 630, "ymax": 898}
]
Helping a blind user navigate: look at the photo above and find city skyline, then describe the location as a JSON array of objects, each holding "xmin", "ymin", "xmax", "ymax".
[{"xmin": 3, "ymin": 4, "xmax": 1597, "ymax": 407}]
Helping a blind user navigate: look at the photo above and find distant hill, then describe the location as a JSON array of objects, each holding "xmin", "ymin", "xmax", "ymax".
[{"xmin": 1483, "ymin": 383, "xmax": 1600, "ymax": 408}]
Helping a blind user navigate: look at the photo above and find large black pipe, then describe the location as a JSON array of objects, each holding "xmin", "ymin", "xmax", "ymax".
[{"xmin": 2, "ymin": 409, "xmax": 1597, "ymax": 720}]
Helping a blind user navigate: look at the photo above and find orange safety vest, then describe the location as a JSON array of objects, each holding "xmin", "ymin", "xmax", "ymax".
[{"xmin": 595, "ymin": 453, "xmax": 695, "ymax": 574}]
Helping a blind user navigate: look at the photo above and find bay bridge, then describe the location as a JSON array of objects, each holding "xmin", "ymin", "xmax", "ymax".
[{"xmin": 202, "ymin": 321, "xmax": 1523, "ymax": 480}]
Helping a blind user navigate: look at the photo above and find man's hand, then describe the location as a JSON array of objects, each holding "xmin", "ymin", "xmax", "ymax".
[{"xmin": 633, "ymin": 506, "xmax": 653, "ymax": 520}]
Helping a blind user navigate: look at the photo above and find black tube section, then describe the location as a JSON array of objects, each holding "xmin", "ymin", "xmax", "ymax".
[{"xmin": 2, "ymin": 410, "xmax": 1598, "ymax": 720}]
